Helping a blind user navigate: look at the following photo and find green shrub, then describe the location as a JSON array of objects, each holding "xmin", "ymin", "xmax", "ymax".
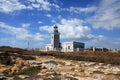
[{"xmin": 16, "ymin": 66, "xmax": 40, "ymax": 75}]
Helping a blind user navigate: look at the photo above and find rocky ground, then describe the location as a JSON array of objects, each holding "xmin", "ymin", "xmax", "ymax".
[{"xmin": 0, "ymin": 54, "xmax": 120, "ymax": 80}]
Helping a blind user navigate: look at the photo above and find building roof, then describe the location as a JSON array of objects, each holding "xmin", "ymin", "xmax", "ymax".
[{"xmin": 61, "ymin": 41, "xmax": 84, "ymax": 44}]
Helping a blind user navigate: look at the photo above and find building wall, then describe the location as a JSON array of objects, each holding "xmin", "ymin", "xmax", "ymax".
[
  {"xmin": 46, "ymin": 42, "xmax": 84, "ymax": 52},
  {"xmin": 61, "ymin": 42, "xmax": 74, "ymax": 52},
  {"xmin": 45, "ymin": 44, "xmax": 52, "ymax": 51},
  {"xmin": 73, "ymin": 42, "xmax": 84, "ymax": 51},
  {"xmin": 61, "ymin": 42, "xmax": 84, "ymax": 52}
]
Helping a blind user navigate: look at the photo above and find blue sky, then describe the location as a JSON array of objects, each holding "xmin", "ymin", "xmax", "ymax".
[{"xmin": 0, "ymin": 0, "xmax": 120, "ymax": 49}]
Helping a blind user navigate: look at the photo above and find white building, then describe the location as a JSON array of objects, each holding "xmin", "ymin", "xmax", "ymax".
[{"xmin": 45, "ymin": 25, "xmax": 85, "ymax": 52}]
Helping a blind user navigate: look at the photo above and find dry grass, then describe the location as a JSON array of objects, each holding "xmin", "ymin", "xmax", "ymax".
[
  {"xmin": 0, "ymin": 46, "xmax": 120, "ymax": 65},
  {"xmin": 22, "ymin": 50, "xmax": 120, "ymax": 65},
  {"xmin": 0, "ymin": 46, "xmax": 24, "ymax": 54}
]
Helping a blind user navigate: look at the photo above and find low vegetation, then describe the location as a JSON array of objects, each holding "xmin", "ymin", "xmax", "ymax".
[
  {"xmin": 15, "ymin": 66, "xmax": 40, "ymax": 75},
  {"xmin": 93, "ymin": 71, "xmax": 104, "ymax": 74},
  {"xmin": 0, "ymin": 46, "xmax": 120, "ymax": 65},
  {"xmin": 0, "ymin": 46, "xmax": 24, "ymax": 54},
  {"xmin": 23, "ymin": 50, "xmax": 120, "ymax": 65}
]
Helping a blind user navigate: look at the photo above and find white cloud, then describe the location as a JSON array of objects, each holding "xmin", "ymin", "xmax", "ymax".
[
  {"xmin": 0, "ymin": 22, "xmax": 44, "ymax": 41},
  {"xmin": 0, "ymin": 0, "xmax": 60, "ymax": 13},
  {"xmin": 68, "ymin": 6, "xmax": 97, "ymax": 13},
  {"xmin": 0, "ymin": 22, "xmax": 30, "ymax": 39},
  {"xmin": 40, "ymin": 25, "xmax": 52, "ymax": 33},
  {"xmin": 36, "ymin": 0, "xmax": 51, "ymax": 11},
  {"xmin": 88, "ymin": 0, "xmax": 120, "ymax": 30},
  {"xmin": 27, "ymin": 0, "xmax": 35, "ymax": 3},
  {"xmin": 86, "ymin": 36, "xmax": 120, "ymax": 49},
  {"xmin": 51, "ymin": 20, "xmax": 56, "ymax": 23},
  {"xmin": 38, "ymin": 21, "xmax": 43, "ymax": 24},
  {"xmin": 40, "ymin": 18, "xmax": 92, "ymax": 40},
  {"xmin": 31, "ymin": 0, "xmax": 59, "ymax": 11},
  {"xmin": 45, "ymin": 14, "xmax": 52, "ymax": 18},
  {"xmin": 22, "ymin": 23, "xmax": 31, "ymax": 28},
  {"xmin": 0, "ymin": 0, "xmax": 28, "ymax": 13},
  {"xmin": 39, "ymin": 18, "xmax": 120, "ymax": 49},
  {"xmin": 31, "ymin": 3, "xmax": 40, "ymax": 8},
  {"xmin": 59, "ymin": 6, "xmax": 97, "ymax": 14},
  {"xmin": 59, "ymin": 19, "xmax": 91, "ymax": 39},
  {"xmin": 40, "ymin": 18, "xmax": 120, "ymax": 49},
  {"xmin": 34, "ymin": 33, "xmax": 43, "ymax": 41}
]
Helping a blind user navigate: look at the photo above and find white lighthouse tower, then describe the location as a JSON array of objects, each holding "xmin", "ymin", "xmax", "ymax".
[{"xmin": 51, "ymin": 25, "xmax": 60, "ymax": 50}]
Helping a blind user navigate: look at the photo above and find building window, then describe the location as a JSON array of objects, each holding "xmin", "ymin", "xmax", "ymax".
[{"xmin": 68, "ymin": 46, "xmax": 70, "ymax": 49}]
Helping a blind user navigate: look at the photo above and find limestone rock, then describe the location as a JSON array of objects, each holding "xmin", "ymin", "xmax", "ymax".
[
  {"xmin": 84, "ymin": 62, "xmax": 96, "ymax": 66},
  {"xmin": 112, "ymin": 67, "xmax": 120, "ymax": 75},
  {"xmin": 42, "ymin": 61, "xmax": 58, "ymax": 70},
  {"xmin": 0, "ymin": 76, "xmax": 14, "ymax": 80},
  {"xmin": 65, "ymin": 61, "xmax": 72, "ymax": 66},
  {"xmin": 18, "ymin": 75, "xmax": 29, "ymax": 79}
]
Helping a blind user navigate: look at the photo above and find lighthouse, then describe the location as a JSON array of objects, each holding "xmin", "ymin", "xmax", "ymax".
[
  {"xmin": 45, "ymin": 25, "xmax": 84, "ymax": 52},
  {"xmin": 51, "ymin": 25, "xmax": 60, "ymax": 50}
]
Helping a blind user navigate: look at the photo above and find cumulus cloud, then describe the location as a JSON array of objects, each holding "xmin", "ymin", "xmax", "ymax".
[
  {"xmin": 40, "ymin": 18, "xmax": 120, "ymax": 49},
  {"xmin": 59, "ymin": 6, "xmax": 97, "ymax": 14},
  {"xmin": 0, "ymin": 22, "xmax": 44, "ymax": 41},
  {"xmin": 40, "ymin": 18, "xmax": 94, "ymax": 40},
  {"xmin": 27, "ymin": 0, "xmax": 35, "ymax": 3},
  {"xmin": 59, "ymin": 19, "xmax": 91, "ymax": 39},
  {"xmin": 51, "ymin": 20, "xmax": 56, "ymax": 23},
  {"xmin": 0, "ymin": 0, "xmax": 29, "ymax": 13},
  {"xmin": 31, "ymin": 3, "xmax": 40, "ymax": 9},
  {"xmin": 39, "ymin": 17, "xmax": 120, "ymax": 49},
  {"xmin": 0, "ymin": 0, "xmax": 60, "ymax": 13},
  {"xmin": 45, "ymin": 14, "xmax": 52, "ymax": 18},
  {"xmin": 68, "ymin": 6, "xmax": 97, "ymax": 13},
  {"xmin": 38, "ymin": 21, "xmax": 43, "ymax": 24},
  {"xmin": 88, "ymin": 0, "xmax": 120, "ymax": 30},
  {"xmin": 39, "ymin": 18, "xmax": 120, "ymax": 49},
  {"xmin": 33, "ymin": 0, "xmax": 51, "ymax": 10},
  {"xmin": 28, "ymin": 0, "xmax": 60, "ymax": 11},
  {"xmin": 22, "ymin": 23, "xmax": 31, "ymax": 28},
  {"xmin": 86, "ymin": 36, "xmax": 120, "ymax": 49}
]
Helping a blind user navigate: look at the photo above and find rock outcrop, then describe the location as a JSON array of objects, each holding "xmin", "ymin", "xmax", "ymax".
[{"xmin": 0, "ymin": 54, "xmax": 120, "ymax": 80}]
